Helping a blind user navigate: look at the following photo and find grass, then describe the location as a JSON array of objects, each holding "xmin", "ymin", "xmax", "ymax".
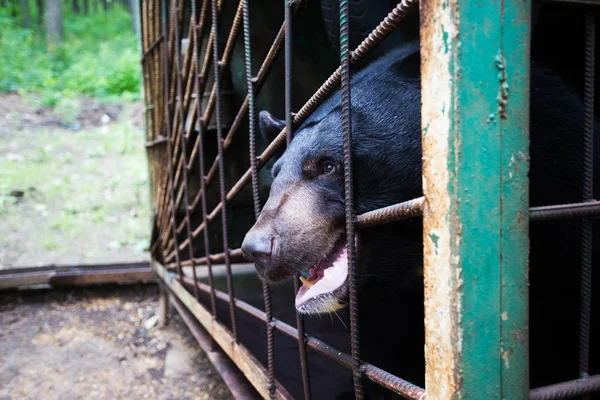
[
  {"xmin": 0, "ymin": 6, "xmax": 147, "ymax": 266},
  {"xmin": 0, "ymin": 102, "xmax": 150, "ymax": 266}
]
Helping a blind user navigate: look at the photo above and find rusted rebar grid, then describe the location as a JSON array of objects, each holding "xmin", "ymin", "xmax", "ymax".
[
  {"xmin": 161, "ymin": 0, "xmax": 245, "ymax": 255},
  {"xmin": 187, "ymin": 18, "xmax": 288, "ymax": 216},
  {"xmin": 169, "ymin": 0, "xmax": 243, "ymax": 229},
  {"xmin": 177, "ymin": 274, "xmax": 427, "ymax": 400},
  {"xmin": 166, "ymin": 6, "xmax": 297, "ymax": 257},
  {"xmin": 139, "ymin": 0, "xmax": 600, "ymax": 398},
  {"xmin": 169, "ymin": 0, "xmax": 245, "ymax": 243},
  {"xmin": 164, "ymin": 0, "xmax": 419, "ymax": 262},
  {"xmin": 163, "ymin": 196, "xmax": 600, "ymax": 271},
  {"xmin": 156, "ymin": 0, "xmax": 224, "ymax": 248},
  {"xmin": 243, "ymin": 0, "xmax": 277, "ymax": 397}
]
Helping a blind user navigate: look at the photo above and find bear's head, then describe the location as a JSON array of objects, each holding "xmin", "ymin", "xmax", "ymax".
[{"xmin": 242, "ymin": 43, "xmax": 423, "ymax": 314}]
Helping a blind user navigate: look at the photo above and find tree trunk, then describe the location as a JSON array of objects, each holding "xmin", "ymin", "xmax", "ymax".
[
  {"xmin": 91, "ymin": 0, "xmax": 97, "ymax": 13},
  {"xmin": 82, "ymin": 0, "xmax": 88, "ymax": 14},
  {"xmin": 46, "ymin": 0, "xmax": 63, "ymax": 51},
  {"xmin": 36, "ymin": 0, "xmax": 44, "ymax": 26},
  {"xmin": 71, "ymin": 0, "xmax": 78, "ymax": 13},
  {"xmin": 20, "ymin": 0, "xmax": 31, "ymax": 27},
  {"xmin": 99, "ymin": 0, "xmax": 106, "ymax": 12}
]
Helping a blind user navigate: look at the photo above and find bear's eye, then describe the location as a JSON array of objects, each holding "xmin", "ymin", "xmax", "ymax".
[{"xmin": 319, "ymin": 161, "xmax": 336, "ymax": 176}]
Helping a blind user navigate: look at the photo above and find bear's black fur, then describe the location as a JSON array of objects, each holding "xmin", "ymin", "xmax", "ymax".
[{"xmin": 243, "ymin": 41, "xmax": 600, "ymax": 399}]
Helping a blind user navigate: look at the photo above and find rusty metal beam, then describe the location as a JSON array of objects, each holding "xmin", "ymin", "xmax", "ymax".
[
  {"xmin": 178, "ymin": 275, "xmax": 426, "ymax": 399},
  {"xmin": 0, "ymin": 261, "xmax": 155, "ymax": 290},
  {"xmin": 420, "ymin": 0, "xmax": 531, "ymax": 398}
]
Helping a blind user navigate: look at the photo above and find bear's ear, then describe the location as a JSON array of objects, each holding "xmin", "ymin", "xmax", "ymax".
[{"xmin": 259, "ymin": 110, "xmax": 285, "ymax": 144}]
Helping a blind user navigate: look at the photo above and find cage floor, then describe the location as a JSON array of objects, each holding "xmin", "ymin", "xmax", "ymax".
[{"xmin": 0, "ymin": 284, "xmax": 232, "ymax": 400}]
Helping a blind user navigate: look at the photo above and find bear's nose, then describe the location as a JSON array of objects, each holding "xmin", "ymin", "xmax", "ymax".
[{"xmin": 241, "ymin": 232, "xmax": 277, "ymax": 270}]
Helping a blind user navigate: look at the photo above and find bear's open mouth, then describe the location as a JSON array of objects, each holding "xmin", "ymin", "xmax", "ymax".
[{"xmin": 295, "ymin": 235, "xmax": 355, "ymax": 312}]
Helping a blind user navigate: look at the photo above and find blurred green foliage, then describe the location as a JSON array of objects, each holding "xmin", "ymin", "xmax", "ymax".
[{"xmin": 0, "ymin": 5, "xmax": 140, "ymax": 105}]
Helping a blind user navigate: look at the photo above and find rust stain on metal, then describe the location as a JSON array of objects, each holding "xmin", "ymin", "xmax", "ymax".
[{"xmin": 420, "ymin": 0, "xmax": 462, "ymax": 398}]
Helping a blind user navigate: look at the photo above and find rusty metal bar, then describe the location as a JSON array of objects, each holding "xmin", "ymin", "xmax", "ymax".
[
  {"xmin": 529, "ymin": 375, "xmax": 600, "ymax": 400},
  {"xmin": 140, "ymin": 34, "xmax": 165, "ymax": 61},
  {"xmin": 179, "ymin": 275, "xmax": 427, "ymax": 399},
  {"xmin": 160, "ymin": 0, "xmax": 184, "ymax": 279},
  {"xmin": 168, "ymin": 290, "xmax": 262, "ymax": 400},
  {"xmin": 339, "ymin": 0, "xmax": 363, "ymax": 397},
  {"xmin": 145, "ymin": 135, "xmax": 168, "ymax": 147},
  {"xmin": 356, "ymin": 197, "xmax": 424, "ymax": 228},
  {"xmin": 172, "ymin": 0, "xmax": 200, "ymax": 299},
  {"xmin": 211, "ymin": 0, "xmax": 239, "ymax": 341},
  {"xmin": 192, "ymin": 0, "xmax": 218, "ymax": 316},
  {"xmin": 530, "ymin": 201, "xmax": 600, "ymax": 221},
  {"xmin": 0, "ymin": 261, "xmax": 155, "ymax": 290},
  {"xmin": 284, "ymin": 0, "xmax": 311, "ymax": 398},
  {"xmin": 181, "ymin": 247, "xmax": 245, "ymax": 267},
  {"xmin": 242, "ymin": 0, "xmax": 276, "ymax": 397},
  {"xmin": 580, "ymin": 13, "xmax": 595, "ymax": 390}
]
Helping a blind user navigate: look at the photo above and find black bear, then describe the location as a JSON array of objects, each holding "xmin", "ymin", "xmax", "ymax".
[{"xmin": 242, "ymin": 41, "xmax": 600, "ymax": 398}]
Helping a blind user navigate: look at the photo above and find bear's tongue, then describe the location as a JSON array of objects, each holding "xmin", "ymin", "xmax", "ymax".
[{"xmin": 295, "ymin": 240, "xmax": 349, "ymax": 308}]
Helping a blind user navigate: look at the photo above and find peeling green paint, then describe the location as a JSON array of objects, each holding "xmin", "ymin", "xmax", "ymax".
[
  {"xmin": 429, "ymin": 232, "xmax": 440, "ymax": 255},
  {"xmin": 421, "ymin": 0, "xmax": 530, "ymax": 398}
]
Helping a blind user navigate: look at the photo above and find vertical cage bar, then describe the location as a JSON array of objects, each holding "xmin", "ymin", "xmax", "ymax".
[
  {"xmin": 161, "ymin": 0, "xmax": 184, "ymax": 280},
  {"xmin": 339, "ymin": 0, "xmax": 363, "ymax": 398},
  {"xmin": 420, "ymin": 0, "xmax": 530, "ymax": 398},
  {"xmin": 173, "ymin": 0, "xmax": 199, "ymax": 299},
  {"xmin": 580, "ymin": 12, "xmax": 595, "ymax": 388},
  {"xmin": 193, "ymin": 0, "xmax": 218, "ymax": 316},
  {"xmin": 242, "ymin": 1, "xmax": 276, "ymax": 397},
  {"xmin": 284, "ymin": 1, "xmax": 312, "ymax": 398},
  {"xmin": 211, "ymin": 0, "xmax": 239, "ymax": 340}
]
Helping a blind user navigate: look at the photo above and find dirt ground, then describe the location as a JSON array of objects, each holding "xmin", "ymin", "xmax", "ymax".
[
  {"xmin": 0, "ymin": 93, "xmax": 150, "ymax": 267},
  {"xmin": 0, "ymin": 284, "xmax": 233, "ymax": 400}
]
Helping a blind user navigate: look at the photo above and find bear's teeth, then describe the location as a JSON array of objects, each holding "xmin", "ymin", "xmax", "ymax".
[{"xmin": 299, "ymin": 276, "xmax": 316, "ymax": 288}]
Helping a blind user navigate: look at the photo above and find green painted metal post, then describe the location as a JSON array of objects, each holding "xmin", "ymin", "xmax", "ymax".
[{"xmin": 420, "ymin": 0, "xmax": 530, "ymax": 399}]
